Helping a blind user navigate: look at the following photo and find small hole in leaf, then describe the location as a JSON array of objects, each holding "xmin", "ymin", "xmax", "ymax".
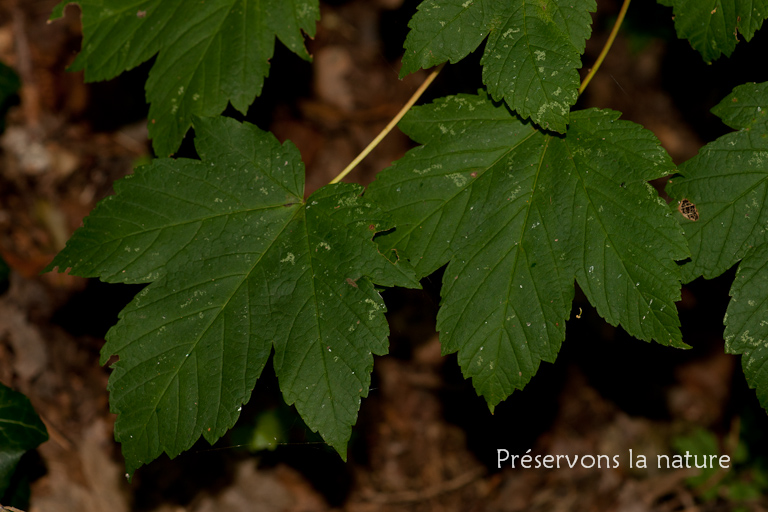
[{"xmin": 678, "ymin": 198, "xmax": 699, "ymax": 221}]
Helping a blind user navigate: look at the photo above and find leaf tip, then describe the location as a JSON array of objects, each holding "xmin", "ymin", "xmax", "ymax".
[
  {"xmin": 49, "ymin": 1, "xmax": 76, "ymax": 22},
  {"xmin": 334, "ymin": 442, "xmax": 348, "ymax": 462},
  {"xmin": 486, "ymin": 397, "xmax": 497, "ymax": 415},
  {"xmin": 41, "ymin": 261, "xmax": 59, "ymax": 274}
]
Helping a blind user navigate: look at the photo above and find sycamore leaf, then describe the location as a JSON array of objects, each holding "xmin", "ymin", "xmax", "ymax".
[
  {"xmin": 667, "ymin": 81, "xmax": 768, "ymax": 410},
  {"xmin": 367, "ymin": 93, "xmax": 688, "ymax": 409},
  {"xmin": 725, "ymin": 244, "xmax": 768, "ymax": 408},
  {"xmin": 657, "ymin": 0, "xmax": 768, "ymax": 63},
  {"xmin": 712, "ymin": 80, "xmax": 768, "ymax": 130},
  {"xmin": 666, "ymin": 82, "xmax": 768, "ymax": 283},
  {"xmin": 0, "ymin": 384, "xmax": 48, "ymax": 496},
  {"xmin": 47, "ymin": 116, "xmax": 418, "ymax": 476},
  {"xmin": 400, "ymin": 0, "xmax": 491, "ymax": 77},
  {"xmin": 400, "ymin": 0, "xmax": 596, "ymax": 133},
  {"xmin": 50, "ymin": 0, "xmax": 319, "ymax": 156}
]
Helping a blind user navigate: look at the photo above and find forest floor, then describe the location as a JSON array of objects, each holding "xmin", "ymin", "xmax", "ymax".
[{"xmin": 2, "ymin": 0, "xmax": 768, "ymax": 511}]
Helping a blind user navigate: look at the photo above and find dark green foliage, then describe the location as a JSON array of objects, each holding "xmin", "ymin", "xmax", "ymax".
[
  {"xmin": 668, "ymin": 81, "xmax": 768, "ymax": 411},
  {"xmin": 46, "ymin": 0, "xmax": 768, "ymax": 477},
  {"xmin": 658, "ymin": 0, "xmax": 768, "ymax": 63},
  {"xmin": 368, "ymin": 93, "xmax": 688, "ymax": 409},
  {"xmin": 0, "ymin": 384, "xmax": 48, "ymax": 498},
  {"xmin": 400, "ymin": 0, "xmax": 596, "ymax": 132},
  {"xmin": 51, "ymin": 0, "xmax": 319, "ymax": 156},
  {"xmin": 48, "ymin": 116, "xmax": 418, "ymax": 475}
]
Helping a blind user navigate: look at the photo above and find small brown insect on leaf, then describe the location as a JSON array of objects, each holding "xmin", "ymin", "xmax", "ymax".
[
  {"xmin": 368, "ymin": 224, "xmax": 376, "ymax": 231},
  {"xmin": 678, "ymin": 198, "xmax": 699, "ymax": 221},
  {"xmin": 137, "ymin": 10, "xmax": 147, "ymax": 17}
]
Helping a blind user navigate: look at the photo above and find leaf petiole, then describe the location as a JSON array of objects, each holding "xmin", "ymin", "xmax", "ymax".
[
  {"xmin": 579, "ymin": 0, "xmax": 632, "ymax": 95},
  {"xmin": 335, "ymin": 0, "xmax": 630, "ymax": 185},
  {"xmin": 329, "ymin": 63, "xmax": 445, "ymax": 185}
]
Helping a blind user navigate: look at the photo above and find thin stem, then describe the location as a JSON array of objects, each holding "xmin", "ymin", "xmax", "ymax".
[
  {"xmin": 579, "ymin": 0, "xmax": 631, "ymax": 95},
  {"xmin": 332, "ymin": 0, "xmax": 627, "ymax": 185},
  {"xmin": 329, "ymin": 63, "xmax": 445, "ymax": 184}
]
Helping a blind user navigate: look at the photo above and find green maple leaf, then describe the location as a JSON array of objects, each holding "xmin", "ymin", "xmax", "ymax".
[
  {"xmin": 658, "ymin": 0, "xmax": 768, "ymax": 63},
  {"xmin": 667, "ymin": 81, "xmax": 768, "ymax": 410},
  {"xmin": 47, "ymin": 116, "xmax": 418, "ymax": 476},
  {"xmin": 400, "ymin": 0, "xmax": 596, "ymax": 133},
  {"xmin": 726, "ymin": 244, "xmax": 768, "ymax": 408},
  {"xmin": 50, "ymin": 0, "xmax": 319, "ymax": 156},
  {"xmin": 667, "ymin": 82, "xmax": 768, "ymax": 283},
  {"xmin": 0, "ymin": 384, "xmax": 48, "ymax": 496},
  {"xmin": 367, "ymin": 92, "xmax": 688, "ymax": 409}
]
